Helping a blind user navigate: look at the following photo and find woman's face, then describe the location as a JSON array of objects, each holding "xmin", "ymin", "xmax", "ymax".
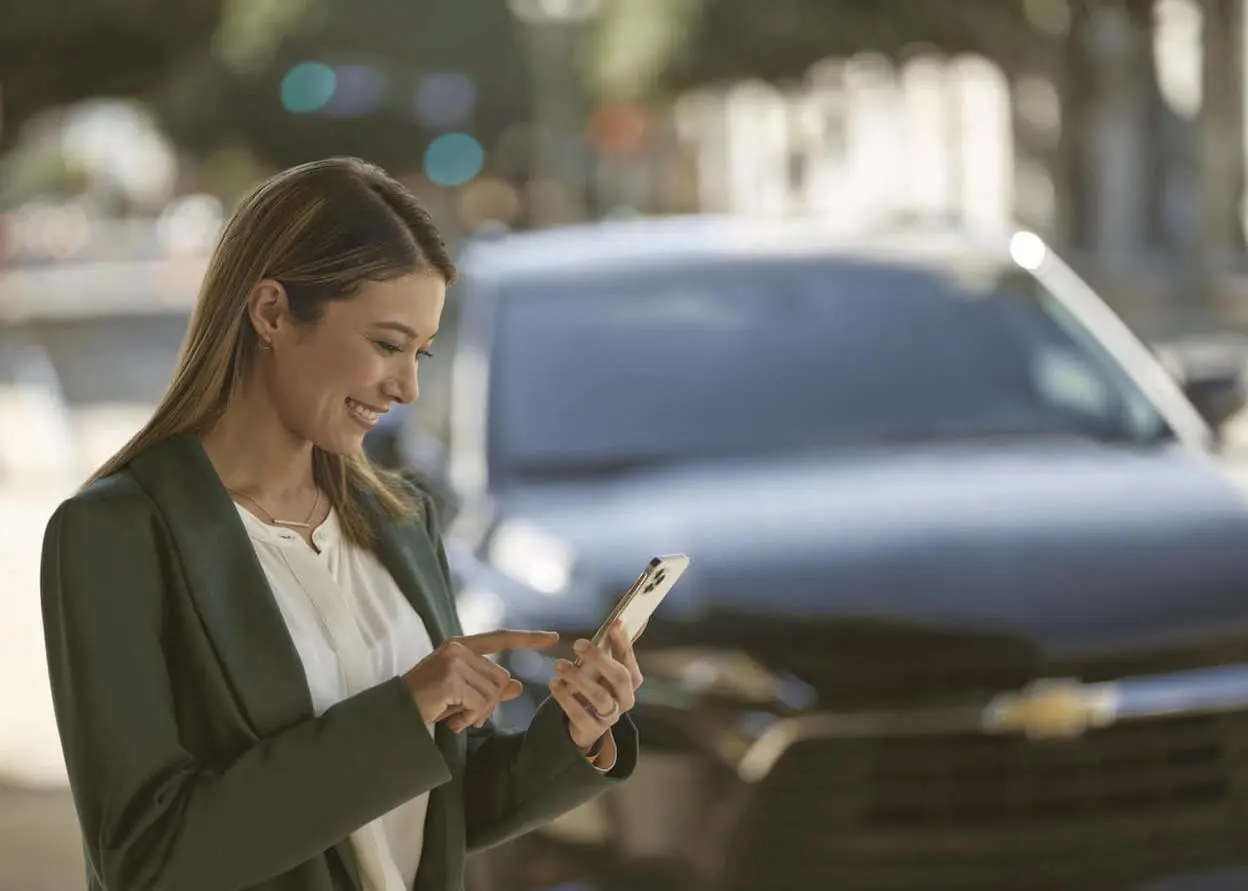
[{"xmin": 257, "ymin": 272, "xmax": 446, "ymax": 455}]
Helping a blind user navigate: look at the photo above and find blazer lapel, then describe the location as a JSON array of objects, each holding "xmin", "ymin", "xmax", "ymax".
[
  {"xmin": 128, "ymin": 433, "xmax": 315, "ymax": 738},
  {"xmin": 366, "ymin": 498, "xmax": 456, "ymax": 647},
  {"xmin": 365, "ymin": 490, "xmax": 467, "ymax": 891}
]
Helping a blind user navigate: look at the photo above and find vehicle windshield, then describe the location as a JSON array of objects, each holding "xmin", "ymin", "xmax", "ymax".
[{"xmin": 486, "ymin": 255, "xmax": 1172, "ymax": 484}]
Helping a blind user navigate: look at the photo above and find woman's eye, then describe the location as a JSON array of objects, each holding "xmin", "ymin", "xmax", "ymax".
[
  {"xmin": 417, "ymin": 348, "xmax": 434, "ymax": 361},
  {"xmin": 375, "ymin": 341, "xmax": 402, "ymax": 355}
]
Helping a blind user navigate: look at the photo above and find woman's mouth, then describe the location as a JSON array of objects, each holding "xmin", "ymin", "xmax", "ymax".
[{"xmin": 346, "ymin": 397, "xmax": 383, "ymax": 429}]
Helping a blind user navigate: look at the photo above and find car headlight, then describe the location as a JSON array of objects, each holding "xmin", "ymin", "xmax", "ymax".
[
  {"xmin": 486, "ymin": 519, "xmax": 575, "ymax": 595},
  {"xmin": 454, "ymin": 585, "xmax": 508, "ymax": 635}
]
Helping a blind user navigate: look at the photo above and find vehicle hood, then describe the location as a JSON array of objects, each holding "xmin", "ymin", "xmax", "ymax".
[{"xmin": 485, "ymin": 439, "xmax": 1248, "ymax": 653}]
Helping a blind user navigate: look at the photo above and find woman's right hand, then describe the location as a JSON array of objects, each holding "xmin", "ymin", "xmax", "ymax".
[{"xmin": 403, "ymin": 630, "xmax": 559, "ymax": 731}]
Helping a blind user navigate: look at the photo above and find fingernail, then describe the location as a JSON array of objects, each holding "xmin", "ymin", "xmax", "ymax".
[
  {"xmin": 573, "ymin": 639, "xmax": 589, "ymax": 653},
  {"xmin": 554, "ymin": 659, "xmax": 569, "ymax": 673}
]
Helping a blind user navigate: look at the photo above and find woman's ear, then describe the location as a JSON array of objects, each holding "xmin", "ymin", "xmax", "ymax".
[{"xmin": 246, "ymin": 279, "xmax": 291, "ymax": 347}]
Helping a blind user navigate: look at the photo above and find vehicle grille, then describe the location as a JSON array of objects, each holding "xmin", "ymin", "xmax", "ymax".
[
  {"xmin": 725, "ymin": 710, "xmax": 1248, "ymax": 891},
  {"xmin": 733, "ymin": 623, "xmax": 1248, "ymax": 711},
  {"xmin": 865, "ymin": 714, "xmax": 1227, "ymax": 826}
]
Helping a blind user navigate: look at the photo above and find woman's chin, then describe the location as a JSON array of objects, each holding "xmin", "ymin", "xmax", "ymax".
[{"xmin": 312, "ymin": 428, "xmax": 368, "ymax": 457}]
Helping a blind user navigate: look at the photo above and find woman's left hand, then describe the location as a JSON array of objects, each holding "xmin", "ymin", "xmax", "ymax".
[{"xmin": 548, "ymin": 620, "xmax": 643, "ymax": 750}]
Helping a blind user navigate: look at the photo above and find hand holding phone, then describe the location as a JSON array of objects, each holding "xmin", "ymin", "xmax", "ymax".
[
  {"xmin": 551, "ymin": 554, "xmax": 689, "ymax": 749},
  {"xmin": 574, "ymin": 553, "xmax": 690, "ymax": 680}
]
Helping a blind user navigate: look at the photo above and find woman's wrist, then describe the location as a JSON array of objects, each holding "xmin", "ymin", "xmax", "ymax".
[{"xmin": 583, "ymin": 731, "xmax": 617, "ymax": 770}]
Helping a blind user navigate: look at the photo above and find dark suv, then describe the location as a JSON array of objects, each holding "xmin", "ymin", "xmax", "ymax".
[{"xmin": 409, "ymin": 217, "xmax": 1248, "ymax": 891}]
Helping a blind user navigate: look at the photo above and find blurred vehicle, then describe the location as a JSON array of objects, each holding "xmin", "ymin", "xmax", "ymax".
[
  {"xmin": 0, "ymin": 331, "xmax": 76, "ymax": 479},
  {"xmin": 395, "ymin": 216, "xmax": 1248, "ymax": 891},
  {"xmin": 363, "ymin": 403, "xmax": 461, "ymax": 527}
]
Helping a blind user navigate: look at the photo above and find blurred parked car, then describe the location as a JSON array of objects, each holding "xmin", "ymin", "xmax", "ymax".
[
  {"xmin": 363, "ymin": 403, "xmax": 460, "ymax": 528},
  {"xmin": 394, "ymin": 216, "xmax": 1248, "ymax": 891}
]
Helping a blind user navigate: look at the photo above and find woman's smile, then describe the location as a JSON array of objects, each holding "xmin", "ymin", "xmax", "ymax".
[{"xmin": 345, "ymin": 397, "xmax": 385, "ymax": 429}]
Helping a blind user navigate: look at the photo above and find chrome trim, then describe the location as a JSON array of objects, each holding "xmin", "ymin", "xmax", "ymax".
[
  {"xmin": 737, "ymin": 706, "xmax": 982, "ymax": 782},
  {"xmin": 1110, "ymin": 661, "xmax": 1248, "ymax": 719},
  {"xmin": 734, "ymin": 662, "xmax": 1248, "ymax": 783}
]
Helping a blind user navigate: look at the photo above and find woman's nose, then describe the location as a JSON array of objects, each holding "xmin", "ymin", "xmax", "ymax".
[{"xmin": 386, "ymin": 366, "xmax": 419, "ymax": 405}]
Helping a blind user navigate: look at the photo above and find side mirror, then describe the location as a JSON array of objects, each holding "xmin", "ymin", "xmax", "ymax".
[{"xmin": 1162, "ymin": 343, "xmax": 1248, "ymax": 430}]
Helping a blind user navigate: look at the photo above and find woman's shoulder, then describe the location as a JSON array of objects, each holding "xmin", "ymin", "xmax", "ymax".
[
  {"xmin": 49, "ymin": 467, "xmax": 155, "ymax": 534},
  {"xmin": 372, "ymin": 470, "xmax": 436, "ymax": 540},
  {"xmin": 386, "ymin": 467, "xmax": 460, "ymax": 530}
]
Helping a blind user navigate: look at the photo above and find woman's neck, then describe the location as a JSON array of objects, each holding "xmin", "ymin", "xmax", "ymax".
[{"xmin": 199, "ymin": 384, "xmax": 317, "ymax": 504}]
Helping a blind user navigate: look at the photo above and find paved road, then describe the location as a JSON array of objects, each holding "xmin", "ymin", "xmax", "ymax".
[
  {"xmin": 0, "ymin": 783, "xmax": 82, "ymax": 891},
  {"xmin": 0, "ymin": 473, "xmax": 78, "ymax": 888}
]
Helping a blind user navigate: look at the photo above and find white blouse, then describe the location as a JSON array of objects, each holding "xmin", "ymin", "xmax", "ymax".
[{"xmin": 234, "ymin": 503, "xmax": 435, "ymax": 891}]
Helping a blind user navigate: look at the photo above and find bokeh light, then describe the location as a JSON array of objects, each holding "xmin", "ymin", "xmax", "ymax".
[
  {"xmin": 324, "ymin": 65, "xmax": 387, "ymax": 117},
  {"xmin": 414, "ymin": 72, "xmax": 478, "ymax": 129},
  {"xmin": 157, "ymin": 194, "xmax": 225, "ymax": 256},
  {"xmin": 457, "ymin": 178, "xmax": 522, "ymax": 229},
  {"xmin": 281, "ymin": 62, "xmax": 337, "ymax": 114},
  {"xmin": 423, "ymin": 133, "xmax": 486, "ymax": 187},
  {"xmin": 587, "ymin": 102, "xmax": 650, "ymax": 156}
]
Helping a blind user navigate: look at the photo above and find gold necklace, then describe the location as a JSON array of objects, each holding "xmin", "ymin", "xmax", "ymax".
[{"xmin": 228, "ymin": 487, "xmax": 323, "ymax": 530}]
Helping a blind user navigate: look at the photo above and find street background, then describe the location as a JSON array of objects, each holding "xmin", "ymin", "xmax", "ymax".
[{"xmin": 7, "ymin": 0, "xmax": 1248, "ymax": 888}]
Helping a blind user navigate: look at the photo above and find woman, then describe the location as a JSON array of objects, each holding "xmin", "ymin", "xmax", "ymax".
[{"xmin": 40, "ymin": 157, "xmax": 640, "ymax": 891}]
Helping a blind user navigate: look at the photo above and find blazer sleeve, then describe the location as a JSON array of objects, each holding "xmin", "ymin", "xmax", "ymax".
[
  {"xmin": 410, "ymin": 486, "xmax": 640, "ymax": 852},
  {"xmin": 41, "ymin": 483, "xmax": 453, "ymax": 891},
  {"xmin": 462, "ymin": 699, "xmax": 639, "ymax": 851}
]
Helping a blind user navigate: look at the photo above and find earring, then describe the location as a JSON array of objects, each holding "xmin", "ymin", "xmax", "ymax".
[{"xmin": 259, "ymin": 338, "xmax": 273, "ymax": 351}]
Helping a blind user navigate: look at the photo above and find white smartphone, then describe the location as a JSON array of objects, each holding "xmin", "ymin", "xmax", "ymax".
[{"xmin": 574, "ymin": 553, "xmax": 690, "ymax": 675}]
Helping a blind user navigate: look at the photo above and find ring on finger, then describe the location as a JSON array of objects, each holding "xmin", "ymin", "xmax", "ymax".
[{"xmin": 589, "ymin": 700, "xmax": 620, "ymax": 722}]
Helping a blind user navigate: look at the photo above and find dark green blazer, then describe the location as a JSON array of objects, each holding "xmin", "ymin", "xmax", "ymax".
[{"xmin": 40, "ymin": 433, "xmax": 637, "ymax": 891}]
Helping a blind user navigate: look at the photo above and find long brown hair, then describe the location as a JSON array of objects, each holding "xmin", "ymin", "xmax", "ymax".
[{"xmin": 87, "ymin": 156, "xmax": 457, "ymax": 549}]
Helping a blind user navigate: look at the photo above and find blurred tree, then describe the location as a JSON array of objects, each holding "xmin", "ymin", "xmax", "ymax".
[
  {"xmin": 589, "ymin": 0, "xmax": 1179, "ymax": 263},
  {"xmin": 2, "ymin": 0, "xmax": 532, "ymax": 186},
  {"xmin": 0, "ymin": 0, "xmax": 223, "ymax": 149},
  {"xmin": 157, "ymin": 0, "xmax": 531, "ymax": 176}
]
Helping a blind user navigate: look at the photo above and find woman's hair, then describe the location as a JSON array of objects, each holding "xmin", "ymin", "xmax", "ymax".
[{"xmin": 87, "ymin": 156, "xmax": 457, "ymax": 549}]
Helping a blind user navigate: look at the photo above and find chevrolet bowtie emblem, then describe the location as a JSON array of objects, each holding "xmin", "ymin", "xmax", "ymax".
[{"xmin": 982, "ymin": 678, "xmax": 1118, "ymax": 740}]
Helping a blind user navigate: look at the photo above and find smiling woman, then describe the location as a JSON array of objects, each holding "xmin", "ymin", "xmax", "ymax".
[
  {"xmin": 39, "ymin": 157, "xmax": 641, "ymax": 891},
  {"xmin": 88, "ymin": 156, "xmax": 458, "ymax": 549}
]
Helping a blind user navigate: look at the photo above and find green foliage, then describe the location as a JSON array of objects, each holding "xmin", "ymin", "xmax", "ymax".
[
  {"xmin": 154, "ymin": 0, "xmax": 533, "ymax": 171},
  {"xmin": 2, "ymin": 0, "xmax": 532, "ymax": 173},
  {"xmin": 2, "ymin": 0, "xmax": 1055, "ymax": 170},
  {"xmin": 1, "ymin": 0, "xmax": 223, "ymax": 147}
]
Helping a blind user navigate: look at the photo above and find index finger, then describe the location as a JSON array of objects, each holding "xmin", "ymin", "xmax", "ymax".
[{"xmin": 457, "ymin": 629, "xmax": 560, "ymax": 655}]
